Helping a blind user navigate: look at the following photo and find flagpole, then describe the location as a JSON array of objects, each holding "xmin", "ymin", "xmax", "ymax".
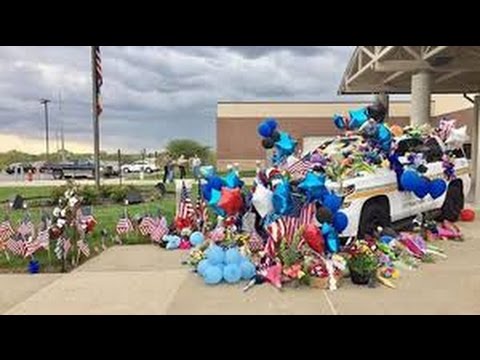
[{"xmin": 91, "ymin": 46, "xmax": 101, "ymax": 189}]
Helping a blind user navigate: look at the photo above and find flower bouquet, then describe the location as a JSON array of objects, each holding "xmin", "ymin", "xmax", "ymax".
[{"xmin": 346, "ymin": 241, "xmax": 379, "ymax": 285}]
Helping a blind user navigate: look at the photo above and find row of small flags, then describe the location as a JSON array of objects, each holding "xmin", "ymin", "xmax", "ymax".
[
  {"xmin": 115, "ymin": 181, "xmax": 209, "ymax": 242},
  {"xmin": 115, "ymin": 214, "xmax": 169, "ymax": 244},
  {"xmin": 0, "ymin": 209, "xmax": 95, "ymax": 260}
]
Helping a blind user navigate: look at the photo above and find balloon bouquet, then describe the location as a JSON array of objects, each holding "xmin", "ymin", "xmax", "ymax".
[
  {"xmin": 186, "ymin": 164, "xmax": 259, "ymax": 286},
  {"xmin": 248, "ymin": 118, "xmax": 351, "ymax": 289}
]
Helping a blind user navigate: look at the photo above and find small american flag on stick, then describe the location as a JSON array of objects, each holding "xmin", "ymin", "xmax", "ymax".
[
  {"xmin": 177, "ymin": 182, "xmax": 195, "ymax": 220},
  {"xmin": 286, "ymin": 155, "xmax": 314, "ymax": 178},
  {"xmin": 116, "ymin": 216, "xmax": 133, "ymax": 235},
  {"xmin": 0, "ymin": 220, "xmax": 15, "ymax": 242},
  {"xmin": 6, "ymin": 238, "xmax": 24, "ymax": 256},
  {"xmin": 17, "ymin": 217, "xmax": 35, "ymax": 239},
  {"xmin": 150, "ymin": 217, "xmax": 169, "ymax": 243},
  {"xmin": 77, "ymin": 239, "xmax": 90, "ymax": 258},
  {"xmin": 138, "ymin": 216, "xmax": 155, "ymax": 236},
  {"xmin": 24, "ymin": 230, "xmax": 49, "ymax": 258}
]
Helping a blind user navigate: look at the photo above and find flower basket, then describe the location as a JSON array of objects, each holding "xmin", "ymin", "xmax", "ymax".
[
  {"xmin": 310, "ymin": 273, "xmax": 343, "ymax": 289},
  {"xmin": 350, "ymin": 270, "xmax": 372, "ymax": 285}
]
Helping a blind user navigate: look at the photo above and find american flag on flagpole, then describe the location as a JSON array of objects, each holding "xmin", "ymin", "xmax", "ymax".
[
  {"xmin": 116, "ymin": 216, "xmax": 133, "ymax": 235},
  {"xmin": 177, "ymin": 181, "xmax": 195, "ymax": 220},
  {"xmin": 0, "ymin": 220, "xmax": 15, "ymax": 242},
  {"xmin": 93, "ymin": 46, "xmax": 103, "ymax": 116}
]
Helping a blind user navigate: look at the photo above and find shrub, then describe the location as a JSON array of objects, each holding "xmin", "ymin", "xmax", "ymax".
[{"xmin": 80, "ymin": 186, "xmax": 101, "ymax": 205}]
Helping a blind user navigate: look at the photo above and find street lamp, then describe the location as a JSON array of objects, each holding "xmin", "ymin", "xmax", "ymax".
[{"xmin": 40, "ymin": 98, "xmax": 51, "ymax": 162}]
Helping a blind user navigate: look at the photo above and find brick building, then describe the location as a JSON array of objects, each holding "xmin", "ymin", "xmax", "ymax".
[{"xmin": 216, "ymin": 96, "xmax": 474, "ymax": 171}]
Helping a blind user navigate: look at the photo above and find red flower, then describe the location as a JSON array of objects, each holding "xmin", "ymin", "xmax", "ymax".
[{"xmin": 175, "ymin": 217, "xmax": 192, "ymax": 231}]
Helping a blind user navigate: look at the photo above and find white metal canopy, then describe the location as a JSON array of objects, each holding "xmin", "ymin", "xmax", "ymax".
[{"xmin": 338, "ymin": 46, "xmax": 480, "ymax": 95}]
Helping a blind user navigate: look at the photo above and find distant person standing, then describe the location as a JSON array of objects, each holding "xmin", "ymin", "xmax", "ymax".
[
  {"xmin": 163, "ymin": 155, "xmax": 170, "ymax": 183},
  {"xmin": 167, "ymin": 158, "xmax": 175, "ymax": 183},
  {"xmin": 163, "ymin": 155, "xmax": 174, "ymax": 184},
  {"xmin": 177, "ymin": 154, "xmax": 187, "ymax": 180},
  {"xmin": 191, "ymin": 154, "xmax": 202, "ymax": 179}
]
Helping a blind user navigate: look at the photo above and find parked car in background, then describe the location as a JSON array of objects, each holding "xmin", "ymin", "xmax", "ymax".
[
  {"xmin": 50, "ymin": 160, "xmax": 96, "ymax": 179},
  {"xmin": 121, "ymin": 160, "xmax": 159, "ymax": 174},
  {"xmin": 5, "ymin": 163, "xmax": 37, "ymax": 174},
  {"xmin": 101, "ymin": 161, "xmax": 120, "ymax": 178}
]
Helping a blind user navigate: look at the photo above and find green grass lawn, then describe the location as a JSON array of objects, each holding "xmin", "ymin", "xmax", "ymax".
[
  {"xmin": 0, "ymin": 186, "xmax": 55, "ymax": 202},
  {"xmin": 0, "ymin": 185, "xmax": 177, "ymax": 273}
]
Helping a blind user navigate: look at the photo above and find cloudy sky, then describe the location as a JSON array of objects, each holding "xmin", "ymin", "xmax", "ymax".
[{"xmin": 0, "ymin": 46, "xmax": 365, "ymax": 154}]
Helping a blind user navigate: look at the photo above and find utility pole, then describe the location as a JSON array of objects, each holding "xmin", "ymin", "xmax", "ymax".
[
  {"xmin": 59, "ymin": 92, "xmax": 65, "ymax": 161},
  {"xmin": 40, "ymin": 99, "xmax": 51, "ymax": 163}
]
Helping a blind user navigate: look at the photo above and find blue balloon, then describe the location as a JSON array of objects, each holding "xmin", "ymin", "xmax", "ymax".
[
  {"xmin": 265, "ymin": 118, "xmax": 278, "ymax": 132},
  {"xmin": 208, "ymin": 189, "xmax": 222, "ymax": 207},
  {"xmin": 224, "ymin": 170, "xmax": 244, "ymax": 189},
  {"xmin": 414, "ymin": 177, "xmax": 430, "ymax": 199},
  {"xmin": 201, "ymin": 183, "xmax": 212, "ymax": 201},
  {"xmin": 190, "ymin": 231, "xmax": 205, "ymax": 247},
  {"xmin": 380, "ymin": 235, "xmax": 395, "ymax": 245},
  {"xmin": 272, "ymin": 181, "xmax": 293, "ymax": 215},
  {"xmin": 225, "ymin": 247, "xmax": 242, "ymax": 265},
  {"xmin": 223, "ymin": 264, "xmax": 242, "ymax": 284},
  {"xmin": 377, "ymin": 123, "xmax": 392, "ymax": 152},
  {"xmin": 333, "ymin": 114, "xmax": 346, "ymax": 130},
  {"xmin": 197, "ymin": 259, "xmax": 210, "ymax": 277},
  {"xmin": 240, "ymin": 261, "xmax": 256, "ymax": 280},
  {"xmin": 323, "ymin": 192, "xmax": 342, "ymax": 214},
  {"xmin": 429, "ymin": 179, "xmax": 447, "ymax": 199},
  {"xmin": 28, "ymin": 260, "xmax": 40, "ymax": 274},
  {"xmin": 298, "ymin": 172, "xmax": 326, "ymax": 202},
  {"xmin": 333, "ymin": 211, "xmax": 349, "ymax": 233},
  {"xmin": 199, "ymin": 165, "xmax": 215, "ymax": 179},
  {"xmin": 204, "ymin": 265, "xmax": 223, "ymax": 285},
  {"xmin": 349, "ymin": 108, "xmax": 369, "ymax": 129},
  {"xmin": 208, "ymin": 176, "xmax": 225, "ymax": 190},
  {"xmin": 212, "ymin": 205, "xmax": 226, "ymax": 217},
  {"xmin": 165, "ymin": 236, "xmax": 181, "ymax": 250},
  {"xmin": 322, "ymin": 223, "xmax": 334, "ymax": 237},
  {"xmin": 258, "ymin": 120, "xmax": 275, "ymax": 138},
  {"xmin": 400, "ymin": 170, "xmax": 420, "ymax": 192},
  {"xmin": 326, "ymin": 233, "xmax": 340, "ymax": 253},
  {"xmin": 206, "ymin": 245, "xmax": 225, "ymax": 265},
  {"xmin": 275, "ymin": 132, "xmax": 297, "ymax": 157}
]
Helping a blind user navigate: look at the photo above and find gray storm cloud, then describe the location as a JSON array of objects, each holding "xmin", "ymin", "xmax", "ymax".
[{"xmin": 0, "ymin": 46, "xmax": 356, "ymax": 153}]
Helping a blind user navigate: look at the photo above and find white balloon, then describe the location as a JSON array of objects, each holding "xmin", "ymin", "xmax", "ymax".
[
  {"xmin": 445, "ymin": 126, "xmax": 469, "ymax": 149},
  {"xmin": 251, "ymin": 183, "xmax": 273, "ymax": 218}
]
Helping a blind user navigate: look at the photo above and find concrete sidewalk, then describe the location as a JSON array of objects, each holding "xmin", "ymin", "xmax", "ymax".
[{"xmin": 2, "ymin": 221, "xmax": 480, "ymax": 315}]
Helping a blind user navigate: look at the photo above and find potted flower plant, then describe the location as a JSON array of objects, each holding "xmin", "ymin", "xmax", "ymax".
[{"xmin": 347, "ymin": 250, "xmax": 379, "ymax": 285}]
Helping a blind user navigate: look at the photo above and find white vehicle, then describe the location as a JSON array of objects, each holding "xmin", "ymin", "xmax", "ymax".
[
  {"xmin": 315, "ymin": 135, "xmax": 470, "ymax": 238},
  {"xmin": 121, "ymin": 160, "xmax": 159, "ymax": 174}
]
